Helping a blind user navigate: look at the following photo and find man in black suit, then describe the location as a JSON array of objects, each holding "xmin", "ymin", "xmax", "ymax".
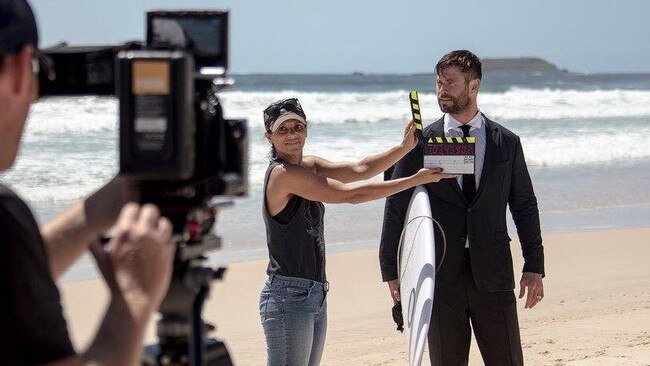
[{"xmin": 379, "ymin": 50, "xmax": 545, "ymax": 366}]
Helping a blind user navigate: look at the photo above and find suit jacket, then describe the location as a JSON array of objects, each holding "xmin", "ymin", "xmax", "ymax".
[{"xmin": 379, "ymin": 114, "xmax": 544, "ymax": 292}]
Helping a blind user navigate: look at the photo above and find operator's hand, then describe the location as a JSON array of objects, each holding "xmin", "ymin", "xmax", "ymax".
[
  {"xmin": 90, "ymin": 203, "xmax": 175, "ymax": 313},
  {"xmin": 387, "ymin": 279, "xmax": 401, "ymax": 304},
  {"xmin": 519, "ymin": 272, "xmax": 544, "ymax": 309},
  {"xmin": 401, "ymin": 120, "xmax": 419, "ymax": 151}
]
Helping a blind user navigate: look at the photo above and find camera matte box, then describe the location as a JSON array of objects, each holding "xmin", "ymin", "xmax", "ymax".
[{"xmin": 424, "ymin": 137, "xmax": 475, "ymax": 174}]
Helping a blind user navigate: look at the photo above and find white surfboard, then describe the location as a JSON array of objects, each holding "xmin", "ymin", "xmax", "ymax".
[{"xmin": 399, "ymin": 185, "xmax": 436, "ymax": 366}]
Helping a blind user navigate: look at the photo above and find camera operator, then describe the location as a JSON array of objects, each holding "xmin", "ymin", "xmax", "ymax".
[{"xmin": 0, "ymin": 1, "xmax": 176, "ymax": 364}]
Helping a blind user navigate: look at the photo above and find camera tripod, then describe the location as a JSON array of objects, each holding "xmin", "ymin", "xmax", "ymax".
[{"xmin": 141, "ymin": 202, "xmax": 234, "ymax": 366}]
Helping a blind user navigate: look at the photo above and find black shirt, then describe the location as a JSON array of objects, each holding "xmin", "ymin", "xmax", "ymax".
[
  {"xmin": 0, "ymin": 184, "xmax": 75, "ymax": 364},
  {"xmin": 263, "ymin": 160, "xmax": 327, "ymax": 282}
]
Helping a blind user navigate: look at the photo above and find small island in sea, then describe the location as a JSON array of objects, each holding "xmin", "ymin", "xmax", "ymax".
[
  {"xmin": 481, "ymin": 57, "xmax": 568, "ymax": 73},
  {"xmin": 406, "ymin": 57, "xmax": 569, "ymax": 77}
]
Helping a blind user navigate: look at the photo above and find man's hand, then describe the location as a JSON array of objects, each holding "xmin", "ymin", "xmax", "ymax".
[
  {"xmin": 387, "ymin": 279, "xmax": 401, "ymax": 304},
  {"xmin": 77, "ymin": 203, "xmax": 174, "ymax": 366},
  {"xmin": 518, "ymin": 272, "xmax": 544, "ymax": 309},
  {"xmin": 90, "ymin": 203, "xmax": 174, "ymax": 314}
]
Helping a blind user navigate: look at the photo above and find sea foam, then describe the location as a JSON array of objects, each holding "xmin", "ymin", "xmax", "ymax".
[{"xmin": 2, "ymin": 88, "xmax": 649, "ymax": 203}]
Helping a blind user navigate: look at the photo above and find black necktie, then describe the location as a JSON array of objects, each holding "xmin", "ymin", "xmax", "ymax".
[{"xmin": 459, "ymin": 125, "xmax": 475, "ymax": 202}]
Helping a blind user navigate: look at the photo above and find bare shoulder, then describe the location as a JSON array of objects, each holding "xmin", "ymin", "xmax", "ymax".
[
  {"xmin": 268, "ymin": 162, "xmax": 288, "ymax": 177},
  {"xmin": 267, "ymin": 163, "xmax": 290, "ymax": 187},
  {"xmin": 302, "ymin": 156, "xmax": 319, "ymax": 171},
  {"xmin": 268, "ymin": 162, "xmax": 312, "ymax": 184}
]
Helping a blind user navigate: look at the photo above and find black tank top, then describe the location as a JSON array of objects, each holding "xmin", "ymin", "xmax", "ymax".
[{"xmin": 263, "ymin": 159, "xmax": 326, "ymax": 282}]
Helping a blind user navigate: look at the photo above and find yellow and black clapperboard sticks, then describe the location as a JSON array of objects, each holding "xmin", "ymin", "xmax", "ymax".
[
  {"xmin": 426, "ymin": 136, "xmax": 476, "ymax": 144},
  {"xmin": 409, "ymin": 91, "xmax": 423, "ymax": 137}
]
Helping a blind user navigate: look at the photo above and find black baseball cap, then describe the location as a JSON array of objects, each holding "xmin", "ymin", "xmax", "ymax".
[{"xmin": 0, "ymin": 0, "xmax": 38, "ymax": 54}]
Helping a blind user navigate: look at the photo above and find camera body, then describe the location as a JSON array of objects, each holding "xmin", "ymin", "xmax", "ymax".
[
  {"xmin": 39, "ymin": 10, "xmax": 248, "ymax": 214},
  {"xmin": 38, "ymin": 11, "xmax": 244, "ymax": 365}
]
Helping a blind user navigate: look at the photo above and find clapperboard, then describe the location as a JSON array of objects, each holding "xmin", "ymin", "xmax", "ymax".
[
  {"xmin": 409, "ymin": 90, "xmax": 475, "ymax": 174},
  {"xmin": 424, "ymin": 136, "xmax": 475, "ymax": 174}
]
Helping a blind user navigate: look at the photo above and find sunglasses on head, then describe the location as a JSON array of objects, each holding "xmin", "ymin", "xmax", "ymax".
[{"xmin": 263, "ymin": 98, "xmax": 305, "ymax": 123}]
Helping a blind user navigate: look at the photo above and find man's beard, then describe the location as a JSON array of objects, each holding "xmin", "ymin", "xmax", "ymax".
[{"xmin": 437, "ymin": 91, "xmax": 471, "ymax": 114}]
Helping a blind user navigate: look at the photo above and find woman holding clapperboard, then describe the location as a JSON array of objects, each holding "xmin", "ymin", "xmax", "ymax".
[{"xmin": 258, "ymin": 97, "xmax": 455, "ymax": 365}]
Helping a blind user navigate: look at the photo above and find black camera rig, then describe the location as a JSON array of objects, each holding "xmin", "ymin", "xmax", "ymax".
[{"xmin": 38, "ymin": 10, "xmax": 247, "ymax": 366}]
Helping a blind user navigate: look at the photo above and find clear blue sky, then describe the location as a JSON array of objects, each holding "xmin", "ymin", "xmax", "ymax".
[{"xmin": 29, "ymin": 0, "xmax": 650, "ymax": 74}]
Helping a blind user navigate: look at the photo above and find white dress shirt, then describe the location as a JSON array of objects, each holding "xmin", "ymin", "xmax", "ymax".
[
  {"xmin": 443, "ymin": 111, "xmax": 486, "ymax": 190},
  {"xmin": 443, "ymin": 111, "xmax": 487, "ymax": 248}
]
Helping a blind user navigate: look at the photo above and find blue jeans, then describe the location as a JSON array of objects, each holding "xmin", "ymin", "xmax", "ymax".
[{"xmin": 259, "ymin": 275, "xmax": 328, "ymax": 366}]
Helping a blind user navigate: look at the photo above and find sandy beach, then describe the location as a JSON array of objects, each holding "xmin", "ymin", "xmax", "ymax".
[{"xmin": 59, "ymin": 228, "xmax": 650, "ymax": 365}]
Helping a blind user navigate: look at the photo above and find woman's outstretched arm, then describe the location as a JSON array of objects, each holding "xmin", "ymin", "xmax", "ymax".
[
  {"xmin": 305, "ymin": 120, "xmax": 418, "ymax": 183},
  {"xmin": 266, "ymin": 161, "xmax": 455, "ymax": 215}
]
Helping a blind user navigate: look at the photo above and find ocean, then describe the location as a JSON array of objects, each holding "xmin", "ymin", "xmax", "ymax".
[{"xmin": 2, "ymin": 72, "xmax": 650, "ymax": 281}]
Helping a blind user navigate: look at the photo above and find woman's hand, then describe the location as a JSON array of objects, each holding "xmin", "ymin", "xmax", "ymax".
[
  {"xmin": 401, "ymin": 120, "xmax": 419, "ymax": 151},
  {"xmin": 413, "ymin": 167, "xmax": 457, "ymax": 184}
]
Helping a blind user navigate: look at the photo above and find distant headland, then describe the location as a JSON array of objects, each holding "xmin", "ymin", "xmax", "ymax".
[
  {"xmin": 481, "ymin": 57, "xmax": 568, "ymax": 73},
  {"xmin": 347, "ymin": 57, "xmax": 569, "ymax": 76}
]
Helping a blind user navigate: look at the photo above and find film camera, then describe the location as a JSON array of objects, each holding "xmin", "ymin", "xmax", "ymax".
[{"xmin": 38, "ymin": 10, "xmax": 246, "ymax": 366}]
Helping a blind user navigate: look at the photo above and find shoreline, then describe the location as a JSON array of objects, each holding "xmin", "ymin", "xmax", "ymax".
[
  {"xmin": 58, "ymin": 199, "xmax": 650, "ymax": 283},
  {"xmin": 58, "ymin": 227, "xmax": 650, "ymax": 365},
  {"xmin": 60, "ymin": 222, "xmax": 650, "ymax": 284},
  {"xmin": 13, "ymin": 154, "xmax": 650, "ymax": 283}
]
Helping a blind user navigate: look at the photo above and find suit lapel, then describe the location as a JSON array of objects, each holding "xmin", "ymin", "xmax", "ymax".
[{"xmin": 424, "ymin": 118, "xmax": 466, "ymax": 206}]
